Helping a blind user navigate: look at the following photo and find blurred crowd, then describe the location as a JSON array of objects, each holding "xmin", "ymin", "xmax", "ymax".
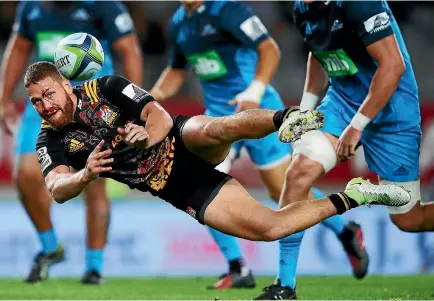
[{"xmin": 1, "ymin": 1, "xmax": 434, "ymax": 101}]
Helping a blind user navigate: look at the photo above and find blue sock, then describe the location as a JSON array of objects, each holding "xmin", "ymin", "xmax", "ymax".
[
  {"xmin": 311, "ymin": 187, "xmax": 346, "ymax": 235},
  {"xmin": 207, "ymin": 227, "xmax": 242, "ymax": 262},
  {"xmin": 278, "ymin": 231, "xmax": 304, "ymax": 289},
  {"xmin": 86, "ymin": 249, "xmax": 103, "ymax": 274},
  {"xmin": 38, "ymin": 229, "xmax": 59, "ymax": 254}
]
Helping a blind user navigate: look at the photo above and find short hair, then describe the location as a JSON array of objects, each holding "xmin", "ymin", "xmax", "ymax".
[{"xmin": 24, "ymin": 61, "xmax": 64, "ymax": 88}]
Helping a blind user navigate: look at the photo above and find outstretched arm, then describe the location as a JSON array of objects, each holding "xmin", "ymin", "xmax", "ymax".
[{"xmin": 45, "ymin": 141, "xmax": 113, "ymax": 203}]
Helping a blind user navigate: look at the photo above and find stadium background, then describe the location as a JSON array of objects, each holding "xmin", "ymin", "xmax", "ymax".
[{"xmin": 1, "ymin": 1, "xmax": 434, "ymax": 279}]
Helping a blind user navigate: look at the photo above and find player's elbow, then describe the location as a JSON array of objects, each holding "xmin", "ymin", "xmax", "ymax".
[{"xmin": 383, "ymin": 56, "xmax": 406, "ymax": 79}]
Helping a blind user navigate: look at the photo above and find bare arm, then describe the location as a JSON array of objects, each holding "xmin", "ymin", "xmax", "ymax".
[
  {"xmin": 112, "ymin": 33, "xmax": 144, "ymax": 86},
  {"xmin": 254, "ymin": 38, "xmax": 281, "ymax": 85},
  {"xmin": 45, "ymin": 141, "xmax": 113, "ymax": 203},
  {"xmin": 357, "ymin": 35, "xmax": 405, "ymax": 120},
  {"xmin": 120, "ymin": 101, "xmax": 173, "ymax": 149},
  {"xmin": 150, "ymin": 67, "xmax": 187, "ymax": 102},
  {"xmin": 299, "ymin": 52, "xmax": 329, "ymax": 110},
  {"xmin": 304, "ymin": 52, "xmax": 329, "ymax": 95},
  {"xmin": 45, "ymin": 166, "xmax": 90, "ymax": 204},
  {"xmin": 140, "ymin": 101, "xmax": 173, "ymax": 146},
  {"xmin": 0, "ymin": 34, "xmax": 32, "ymax": 101}
]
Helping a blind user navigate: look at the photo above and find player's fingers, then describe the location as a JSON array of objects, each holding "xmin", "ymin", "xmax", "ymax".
[
  {"xmin": 228, "ymin": 99, "xmax": 238, "ymax": 105},
  {"xmin": 130, "ymin": 131, "xmax": 148, "ymax": 144},
  {"xmin": 125, "ymin": 128, "xmax": 142, "ymax": 142},
  {"xmin": 91, "ymin": 140, "xmax": 105, "ymax": 155},
  {"xmin": 96, "ymin": 166, "xmax": 112, "ymax": 173},
  {"xmin": 136, "ymin": 132, "xmax": 149, "ymax": 141},
  {"xmin": 117, "ymin": 127, "xmax": 126, "ymax": 135},
  {"xmin": 93, "ymin": 148, "xmax": 112, "ymax": 160},
  {"xmin": 98, "ymin": 158, "xmax": 114, "ymax": 166}
]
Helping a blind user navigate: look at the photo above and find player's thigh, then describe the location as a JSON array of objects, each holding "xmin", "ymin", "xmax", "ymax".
[
  {"xmin": 363, "ymin": 127, "xmax": 421, "ymax": 216},
  {"xmin": 203, "ymin": 178, "xmax": 277, "ymax": 241},
  {"xmin": 15, "ymin": 115, "xmax": 45, "ymax": 186},
  {"xmin": 244, "ymin": 132, "xmax": 291, "ymax": 201},
  {"xmin": 180, "ymin": 115, "xmax": 232, "ymax": 165}
]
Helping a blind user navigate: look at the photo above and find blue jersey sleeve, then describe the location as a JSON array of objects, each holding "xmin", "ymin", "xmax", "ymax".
[
  {"xmin": 167, "ymin": 22, "xmax": 188, "ymax": 69},
  {"xmin": 218, "ymin": 1, "xmax": 270, "ymax": 49},
  {"xmin": 12, "ymin": 1, "xmax": 33, "ymax": 41},
  {"xmin": 345, "ymin": 0, "xmax": 394, "ymax": 46},
  {"xmin": 98, "ymin": 1, "xmax": 135, "ymax": 44}
]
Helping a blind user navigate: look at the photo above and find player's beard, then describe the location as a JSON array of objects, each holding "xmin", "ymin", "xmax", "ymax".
[{"xmin": 45, "ymin": 89, "xmax": 75, "ymax": 129}]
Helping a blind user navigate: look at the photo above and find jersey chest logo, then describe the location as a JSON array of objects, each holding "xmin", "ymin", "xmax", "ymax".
[
  {"xmin": 186, "ymin": 50, "xmax": 228, "ymax": 81},
  {"xmin": 312, "ymin": 49, "xmax": 358, "ymax": 77}
]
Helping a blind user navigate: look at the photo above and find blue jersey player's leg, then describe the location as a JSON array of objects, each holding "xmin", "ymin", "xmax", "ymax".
[
  {"xmin": 0, "ymin": 1, "xmax": 142, "ymax": 284},
  {"xmin": 15, "ymin": 107, "xmax": 66, "ymax": 283}
]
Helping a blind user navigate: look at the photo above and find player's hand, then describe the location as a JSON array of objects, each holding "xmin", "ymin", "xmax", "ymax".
[
  {"xmin": 0, "ymin": 100, "xmax": 19, "ymax": 136},
  {"xmin": 228, "ymin": 98, "xmax": 260, "ymax": 113},
  {"xmin": 83, "ymin": 140, "xmax": 113, "ymax": 182},
  {"xmin": 336, "ymin": 125, "xmax": 362, "ymax": 162},
  {"xmin": 117, "ymin": 123, "xmax": 150, "ymax": 149}
]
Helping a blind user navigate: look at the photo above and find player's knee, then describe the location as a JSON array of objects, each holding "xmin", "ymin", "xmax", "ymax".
[
  {"xmin": 383, "ymin": 179, "xmax": 422, "ymax": 232},
  {"xmin": 285, "ymin": 155, "xmax": 317, "ymax": 191},
  {"xmin": 16, "ymin": 159, "xmax": 45, "ymax": 189},
  {"xmin": 292, "ymin": 130, "xmax": 337, "ymax": 174}
]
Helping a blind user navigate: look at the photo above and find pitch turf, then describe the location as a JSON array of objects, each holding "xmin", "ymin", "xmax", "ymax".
[{"xmin": 0, "ymin": 276, "xmax": 433, "ymax": 300}]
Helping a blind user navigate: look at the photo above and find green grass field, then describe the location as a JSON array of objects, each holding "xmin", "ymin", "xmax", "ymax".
[{"xmin": 0, "ymin": 276, "xmax": 433, "ymax": 300}]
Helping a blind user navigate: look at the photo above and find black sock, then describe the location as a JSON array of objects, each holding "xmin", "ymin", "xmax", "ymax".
[
  {"xmin": 273, "ymin": 108, "xmax": 290, "ymax": 129},
  {"xmin": 273, "ymin": 106, "xmax": 300, "ymax": 129},
  {"xmin": 328, "ymin": 192, "xmax": 359, "ymax": 215},
  {"xmin": 229, "ymin": 258, "xmax": 245, "ymax": 273}
]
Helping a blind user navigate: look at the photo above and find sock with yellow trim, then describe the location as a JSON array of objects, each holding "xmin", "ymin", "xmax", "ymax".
[{"xmin": 328, "ymin": 192, "xmax": 359, "ymax": 214}]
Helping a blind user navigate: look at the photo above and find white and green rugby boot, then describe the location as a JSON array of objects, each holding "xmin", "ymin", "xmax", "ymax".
[
  {"xmin": 344, "ymin": 178, "xmax": 411, "ymax": 207},
  {"xmin": 278, "ymin": 107, "xmax": 325, "ymax": 143}
]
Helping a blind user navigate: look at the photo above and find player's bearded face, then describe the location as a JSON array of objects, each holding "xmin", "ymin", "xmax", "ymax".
[{"xmin": 27, "ymin": 77, "xmax": 75, "ymax": 129}]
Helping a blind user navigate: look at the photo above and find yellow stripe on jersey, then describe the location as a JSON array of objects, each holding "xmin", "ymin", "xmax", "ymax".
[
  {"xmin": 84, "ymin": 80, "xmax": 100, "ymax": 105},
  {"xmin": 89, "ymin": 79, "xmax": 99, "ymax": 105},
  {"xmin": 41, "ymin": 120, "xmax": 52, "ymax": 129}
]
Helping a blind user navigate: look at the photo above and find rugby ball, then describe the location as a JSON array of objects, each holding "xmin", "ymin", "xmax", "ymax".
[{"xmin": 54, "ymin": 32, "xmax": 104, "ymax": 81}]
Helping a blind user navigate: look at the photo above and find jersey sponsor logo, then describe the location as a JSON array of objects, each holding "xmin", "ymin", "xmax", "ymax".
[
  {"xmin": 69, "ymin": 139, "xmax": 85, "ymax": 153},
  {"xmin": 363, "ymin": 12, "xmax": 391, "ymax": 34},
  {"xmin": 313, "ymin": 49, "xmax": 358, "ymax": 77},
  {"xmin": 96, "ymin": 105, "xmax": 118, "ymax": 126},
  {"xmin": 240, "ymin": 16, "xmax": 268, "ymax": 41},
  {"xmin": 37, "ymin": 146, "xmax": 52, "ymax": 172},
  {"xmin": 201, "ymin": 24, "xmax": 217, "ymax": 36},
  {"xmin": 36, "ymin": 32, "xmax": 71, "ymax": 61},
  {"xmin": 55, "ymin": 54, "xmax": 71, "ymax": 70},
  {"xmin": 115, "ymin": 12, "xmax": 134, "ymax": 33},
  {"xmin": 121, "ymin": 83, "xmax": 150, "ymax": 103},
  {"xmin": 186, "ymin": 50, "xmax": 228, "ymax": 81}
]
